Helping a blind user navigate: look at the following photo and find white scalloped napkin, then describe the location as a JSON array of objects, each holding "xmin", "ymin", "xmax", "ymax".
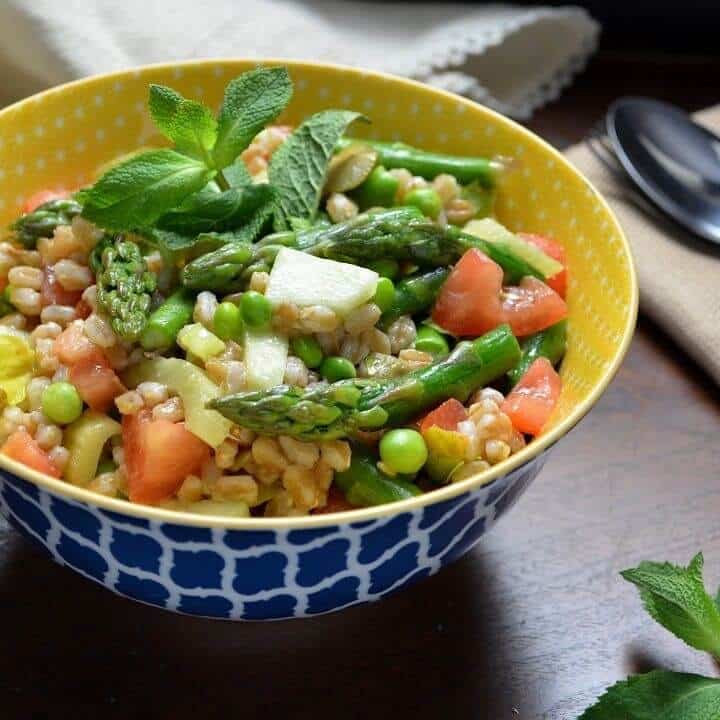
[{"xmin": 0, "ymin": 0, "xmax": 598, "ymax": 117}]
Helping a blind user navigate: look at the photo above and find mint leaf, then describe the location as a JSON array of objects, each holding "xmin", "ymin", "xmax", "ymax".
[
  {"xmin": 81, "ymin": 149, "xmax": 215, "ymax": 230},
  {"xmin": 212, "ymin": 67, "xmax": 293, "ymax": 170},
  {"xmin": 157, "ymin": 183, "xmax": 276, "ymax": 236},
  {"xmin": 269, "ymin": 110, "xmax": 365, "ymax": 229},
  {"xmin": 621, "ymin": 553, "xmax": 720, "ymax": 657},
  {"xmin": 222, "ymin": 158, "xmax": 253, "ymax": 188},
  {"xmin": 148, "ymin": 84, "xmax": 217, "ymax": 161},
  {"xmin": 579, "ymin": 671, "xmax": 720, "ymax": 719}
]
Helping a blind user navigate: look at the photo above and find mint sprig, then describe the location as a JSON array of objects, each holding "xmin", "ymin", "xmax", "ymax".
[
  {"xmin": 621, "ymin": 553, "xmax": 720, "ymax": 657},
  {"xmin": 148, "ymin": 84, "xmax": 218, "ymax": 162},
  {"xmin": 81, "ymin": 67, "xmax": 292, "ymax": 231},
  {"xmin": 269, "ymin": 110, "xmax": 365, "ymax": 230},
  {"xmin": 80, "ymin": 149, "xmax": 215, "ymax": 230},
  {"xmin": 579, "ymin": 671, "xmax": 720, "ymax": 719},
  {"xmin": 578, "ymin": 553, "xmax": 720, "ymax": 719},
  {"xmin": 213, "ymin": 67, "xmax": 293, "ymax": 171}
]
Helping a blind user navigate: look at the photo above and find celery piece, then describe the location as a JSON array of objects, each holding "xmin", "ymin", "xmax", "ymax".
[
  {"xmin": 64, "ymin": 411, "xmax": 122, "ymax": 486},
  {"xmin": 177, "ymin": 323, "xmax": 226, "ymax": 361}
]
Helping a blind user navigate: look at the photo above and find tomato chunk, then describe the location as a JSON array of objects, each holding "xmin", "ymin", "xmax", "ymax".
[
  {"xmin": 22, "ymin": 189, "xmax": 70, "ymax": 214},
  {"xmin": 502, "ymin": 277, "xmax": 568, "ymax": 337},
  {"xmin": 41, "ymin": 265, "xmax": 83, "ymax": 309},
  {"xmin": 432, "ymin": 248, "xmax": 505, "ymax": 336},
  {"xmin": 432, "ymin": 249, "xmax": 567, "ymax": 338},
  {"xmin": 501, "ymin": 357, "xmax": 561, "ymax": 436},
  {"xmin": 69, "ymin": 357, "xmax": 125, "ymax": 412},
  {"xmin": 419, "ymin": 398, "xmax": 468, "ymax": 433},
  {"xmin": 2, "ymin": 428, "xmax": 60, "ymax": 477},
  {"xmin": 53, "ymin": 322, "xmax": 105, "ymax": 366},
  {"xmin": 74, "ymin": 298, "xmax": 92, "ymax": 319},
  {"xmin": 123, "ymin": 411, "xmax": 211, "ymax": 504},
  {"xmin": 520, "ymin": 233, "xmax": 568, "ymax": 298}
]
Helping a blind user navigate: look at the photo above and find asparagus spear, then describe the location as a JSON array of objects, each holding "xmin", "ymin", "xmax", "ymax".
[
  {"xmin": 380, "ymin": 267, "xmax": 450, "ymax": 326},
  {"xmin": 140, "ymin": 288, "xmax": 196, "ymax": 351},
  {"xmin": 507, "ymin": 320, "xmax": 567, "ymax": 387},
  {"xmin": 334, "ymin": 444, "xmax": 421, "ymax": 506},
  {"xmin": 10, "ymin": 197, "xmax": 82, "ymax": 249},
  {"xmin": 182, "ymin": 208, "xmax": 541, "ymax": 290},
  {"xmin": 336, "ymin": 138, "xmax": 498, "ymax": 186},
  {"xmin": 209, "ymin": 324, "xmax": 521, "ymax": 439}
]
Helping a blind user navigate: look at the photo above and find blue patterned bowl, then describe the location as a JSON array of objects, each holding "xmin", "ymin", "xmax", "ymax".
[{"xmin": 0, "ymin": 59, "xmax": 637, "ymax": 620}]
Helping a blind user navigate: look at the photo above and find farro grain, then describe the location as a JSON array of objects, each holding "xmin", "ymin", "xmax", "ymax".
[
  {"xmin": 152, "ymin": 396, "xmax": 185, "ymax": 423},
  {"xmin": 278, "ymin": 435, "xmax": 319, "ymax": 468},
  {"xmin": 35, "ymin": 424, "xmax": 62, "ymax": 450},
  {"xmin": 10, "ymin": 287, "xmax": 41, "ymax": 315},
  {"xmin": 53, "ymin": 259, "xmax": 93, "ymax": 291},
  {"xmin": 249, "ymin": 271, "xmax": 270, "ymax": 294},
  {"xmin": 48, "ymin": 446, "xmax": 69, "ymax": 472},
  {"xmin": 283, "ymin": 356, "xmax": 309, "ymax": 387},
  {"xmin": 8, "ymin": 265, "xmax": 42, "ymax": 290},
  {"xmin": 212, "ymin": 475, "xmax": 258, "ymax": 504},
  {"xmin": 115, "ymin": 390, "xmax": 144, "ymax": 415},
  {"xmin": 84, "ymin": 313, "xmax": 117, "ymax": 348},
  {"xmin": 251, "ymin": 436, "xmax": 288, "ymax": 471},
  {"xmin": 136, "ymin": 381, "xmax": 168, "ymax": 408},
  {"xmin": 0, "ymin": 313, "xmax": 27, "ymax": 329},
  {"xmin": 344, "ymin": 303, "xmax": 381, "ymax": 335},
  {"xmin": 40, "ymin": 304, "xmax": 76, "ymax": 326}
]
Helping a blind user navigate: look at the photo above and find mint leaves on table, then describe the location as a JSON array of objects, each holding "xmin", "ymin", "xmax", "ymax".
[
  {"xmin": 213, "ymin": 66, "xmax": 293, "ymax": 170},
  {"xmin": 269, "ymin": 110, "xmax": 365, "ymax": 230},
  {"xmin": 580, "ymin": 671, "xmax": 720, "ymax": 719},
  {"xmin": 621, "ymin": 552, "xmax": 720, "ymax": 657},
  {"xmin": 80, "ymin": 67, "xmax": 293, "ymax": 231},
  {"xmin": 578, "ymin": 552, "xmax": 720, "ymax": 719},
  {"xmin": 79, "ymin": 149, "xmax": 215, "ymax": 229}
]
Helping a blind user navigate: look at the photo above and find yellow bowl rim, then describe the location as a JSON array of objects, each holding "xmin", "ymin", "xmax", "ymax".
[{"xmin": 0, "ymin": 57, "xmax": 638, "ymax": 530}]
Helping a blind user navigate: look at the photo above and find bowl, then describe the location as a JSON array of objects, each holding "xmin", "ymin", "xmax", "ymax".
[{"xmin": 0, "ymin": 59, "xmax": 637, "ymax": 620}]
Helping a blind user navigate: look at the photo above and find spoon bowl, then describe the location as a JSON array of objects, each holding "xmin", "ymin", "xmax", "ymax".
[{"xmin": 607, "ymin": 97, "xmax": 720, "ymax": 244}]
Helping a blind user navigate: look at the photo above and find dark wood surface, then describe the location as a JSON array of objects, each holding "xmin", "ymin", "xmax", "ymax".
[{"xmin": 3, "ymin": 51, "xmax": 720, "ymax": 719}]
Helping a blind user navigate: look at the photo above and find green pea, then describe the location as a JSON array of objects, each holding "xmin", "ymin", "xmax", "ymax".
[
  {"xmin": 320, "ymin": 356, "xmax": 356, "ymax": 382},
  {"xmin": 403, "ymin": 188, "xmax": 442, "ymax": 220},
  {"xmin": 379, "ymin": 428, "xmax": 428, "ymax": 474},
  {"xmin": 240, "ymin": 291, "xmax": 272, "ymax": 329},
  {"xmin": 213, "ymin": 301, "xmax": 244, "ymax": 341},
  {"xmin": 291, "ymin": 336, "xmax": 324, "ymax": 369},
  {"xmin": 352, "ymin": 165, "xmax": 399, "ymax": 208},
  {"xmin": 41, "ymin": 381, "xmax": 83, "ymax": 425},
  {"xmin": 415, "ymin": 325, "xmax": 450, "ymax": 356},
  {"xmin": 368, "ymin": 259, "xmax": 400, "ymax": 279},
  {"xmin": 373, "ymin": 277, "xmax": 396, "ymax": 313}
]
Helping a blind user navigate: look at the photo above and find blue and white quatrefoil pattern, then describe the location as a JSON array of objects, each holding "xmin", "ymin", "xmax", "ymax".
[{"xmin": 0, "ymin": 452, "xmax": 546, "ymax": 620}]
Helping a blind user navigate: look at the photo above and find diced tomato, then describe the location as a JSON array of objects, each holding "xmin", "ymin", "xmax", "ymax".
[
  {"xmin": 2, "ymin": 428, "xmax": 60, "ymax": 478},
  {"xmin": 21, "ymin": 189, "xmax": 70, "ymax": 214},
  {"xmin": 69, "ymin": 357, "xmax": 125, "ymax": 412},
  {"xmin": 313, "ymin": 486, "xmax": 355, "ymax": 514},
  {"xmin": 432, "ymin": 249, "xmax": 567, "ymax": 337},
  {"xmin": 53, "ymin": 322, "xmax": 105, "ymax": 366},
  {"xmin": 123, "ymin": 411, "xmax": 210, "ymax": 504},
  {"xmin": 432, "ymin": 248, "xmax": 505, "ymax": 336},
  {"xmin": 520, "ymin": 233, "xmax": 568, "ymax": 298},
  {"xmin": 419, "ymin": 398, "xmax": 468, "ymax": 433},
  {"xmin": 501, "ymin": 357, "xmax": 561, "ymax": 436},
  {"xmin": 41, "ymin": 265, "xmax": 83, "ymax": 308},
  {"xmin": 74, "ymin": 298, "xmax": 92, "ymax": 319},
  {"xmin": 502, "ymin": 277, "xmax": 567, "ymax": 337}
]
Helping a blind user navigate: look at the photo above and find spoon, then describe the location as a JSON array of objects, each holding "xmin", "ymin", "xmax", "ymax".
[{"xmin": 605, "ymin": 97, "xmax": 720, "ymax": 245}]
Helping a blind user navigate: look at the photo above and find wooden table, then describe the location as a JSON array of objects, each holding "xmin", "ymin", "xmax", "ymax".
[{"xmin": 2, "ymin": 51, "xmax": 720, "ymax": 719}]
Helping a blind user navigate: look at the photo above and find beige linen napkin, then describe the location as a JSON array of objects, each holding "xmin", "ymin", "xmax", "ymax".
[{"xmin": 565, "ymin": 106, "xmax": 720, "ymax": 383}]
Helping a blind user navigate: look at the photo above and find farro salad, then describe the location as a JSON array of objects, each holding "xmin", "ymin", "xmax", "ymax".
[{"xmin": 0, "ymin": 67, "xmax": 568, "ymax": 518}]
